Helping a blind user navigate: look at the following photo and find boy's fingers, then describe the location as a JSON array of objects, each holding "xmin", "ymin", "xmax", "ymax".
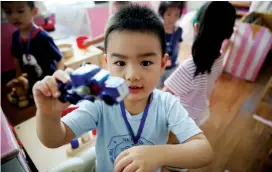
[
  {"xmin": 53, "ymin": 70, "xmax": 71, "ymax": 83},
  {"xmin": 44, "ymin": 76, "xmax": 60, "ymax": 98},
  {"xmin": 33, "ymin": 80, "xmax": 51, "ymax": 97},
  {"xmin": 114, "ymin": 153, "xmax": 132, "ymax": 172},
  {"xmin": 122, "ymin": 162, "xmax": 138, "ymax": 172},
  {"xmin": 64, "ymin": 67, "xmax": 74, "ymax": 74},
  {"xmin": 114, "ymin": 151, "xmax": 129, "ymax": 166}
]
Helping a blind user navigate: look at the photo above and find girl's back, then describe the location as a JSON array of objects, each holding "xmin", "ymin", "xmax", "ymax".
[
  {"xmin": 164, "ymin": 1, "xmax": 236, "ymax": 125},
  {"xmin": 165, "ymin": 53, "xmax": 224, "ymax": 125}
]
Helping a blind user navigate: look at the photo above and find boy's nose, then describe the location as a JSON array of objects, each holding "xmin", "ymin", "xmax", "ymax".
[
  {"xmin": 11, "ymin": 14, "xmax": 20, "ymax": 21},
  {"xmin": 125, "ymin": 65, "xmax": 141, "ymax": 82}
]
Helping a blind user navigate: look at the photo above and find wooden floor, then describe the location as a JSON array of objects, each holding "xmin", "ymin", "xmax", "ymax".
[{"xmin": 189, "ymin": 55, "xmax": 272, "ymax": 172}]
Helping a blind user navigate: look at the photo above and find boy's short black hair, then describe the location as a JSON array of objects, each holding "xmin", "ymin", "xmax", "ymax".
[
  {"xmin": 104, "ymin": 4, "xmax": 166, "ymax": 55},
  {"xmin": 26, "ymin": 1, "xmax": 35, "ymax": 9},
  {"xmin": 114, "ymin": 1, "xmax": 131, "ymax": 6},
  {"xmin": 1, "ymin": 1, "xmax": 35, "ymax": 9},
  {"xmin": 158, "ymin": 1, "xmax": 184, "ymax": 17}
]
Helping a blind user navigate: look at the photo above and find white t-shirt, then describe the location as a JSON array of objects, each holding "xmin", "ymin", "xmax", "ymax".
[
  {"xmin": 165, "ymin": 55, "xmax": 224, "ymax": 125},
  {"xmin": 62, "ymin": 89, "xmax": 202, "ymax": 172}
]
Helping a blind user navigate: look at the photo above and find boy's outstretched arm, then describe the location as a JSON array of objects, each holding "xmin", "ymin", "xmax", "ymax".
[
  {"xmin": 34, "ymin": 70, "xmax": 75, "ymax": 148},
  {"xmin": 36, "ymin": 110, "xmax": 75, "ymax": 148},
  {"xmin": 160, "ymin": 133, "xmax": 213, "ymax": 168},
  {"xmin": 114, "ymin": 133, "xmax": 212, "ymax": 172},
  {"xmin": 83, "ymin": 35, "xmax": 105, "ymax": 48},
  {"xmin": 57, "ymin": 58, "xmax": 65, "ymax": 70}
]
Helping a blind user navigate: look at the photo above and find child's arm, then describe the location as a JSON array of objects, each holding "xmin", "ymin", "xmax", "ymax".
[
  {"xmin": 36, "ymin": 110, "xmax": 75, "ymax": 148},
  {"xmin": 15, "ymin": 58, "xmax": 23, "ymax": 77},
  {"xmin": 34, "ymin": 70, "xmax": 75, "ymax": 148},
  {"xmin": 83, "ymin": 34, "xmax": 105, "ymax": 48},
  {"xmin": 164, "ymin": 64, "xmax": 193, "ymax": 96},
  {"xmin": 34, "ymin": 69, "xmax": 101, "ymax": 148},
  {"xmin": 57, "ymin": 58, "xmax": 65, "ymax": 70},
  {"xmin": 158, "ymin": 133, "xmax": 212, "ymax": 168},
  {"xmin": 114, "ymin": 133, "xmax": 212, "ymax": 172}
]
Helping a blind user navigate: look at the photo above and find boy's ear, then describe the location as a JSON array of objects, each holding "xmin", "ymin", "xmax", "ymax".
[
  {"xmin": 32, "ymin": 7, "xmax": 39, "ymax": 16},
  {"xmin": 104, "ymin": 54, "xmax": 107, "ymax": 64},
  {"xmin": 161, "ymin": 53, "xmax": 169, "ymax": 73}
]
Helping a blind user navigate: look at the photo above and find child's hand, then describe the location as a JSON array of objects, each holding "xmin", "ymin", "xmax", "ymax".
[
  {"xmin": 114, "ymin": 145, "xmax": 162, "ymax": 172},
  {"xmin": 166, "ymin": 60, "xmax": 172, "ymax": 67},
  {"xmin": 32, "ymin": 69, "xmax": 72, "ymax": 115}
]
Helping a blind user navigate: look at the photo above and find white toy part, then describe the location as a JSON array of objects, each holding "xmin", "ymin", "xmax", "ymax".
[
  {"xmin": 49, "ymin": 147, "xmax": 96, "ymax": 172},
  {"xmin": 72, "ymin": 64, "xmax": 99, "ymax": 75},
  {"xmin": 92, "ymin": 69, "xmax": 110, "ymax": 85},
  {"xmin": 116, "ymin": 82, "xmax": 130, "ymax": 102},
  {"xmin": 105, "ymin": 76, "xmax": 125, "ymax": 88}
]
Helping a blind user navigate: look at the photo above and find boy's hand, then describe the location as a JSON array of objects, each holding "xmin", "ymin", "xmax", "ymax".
[
  {"xmin": 33, "ymin": 69, "xmax": 72, "ymax": 115},
  {"xmin": 114, "ymin": 145, "xmax": 163, "ymax": 172},
  {"xmin": 166, "ymin": 60, "xmax": 172, "ymax": 67}
]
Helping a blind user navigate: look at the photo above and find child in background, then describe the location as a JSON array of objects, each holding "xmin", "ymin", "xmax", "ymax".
[
  {"xmin": 83, "ymin": 1, "xmax": 131, "ymax": 48},
  {"xmin": 157, "ymin": 1, "xmax": 184, "ymax": 89},
  {"xmin": 2, "ymin": 1, "xmax": 63, "ymax": 94},
  {"xmin": 163, "ymin": 1, "xmax": 236, "ymax": 126},
  {"xmin": 34, "ymin": 5, "xmax": 212, "ymax": 172}
]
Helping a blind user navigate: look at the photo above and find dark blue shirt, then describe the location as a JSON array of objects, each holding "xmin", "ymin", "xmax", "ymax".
[
  {"xmin": 165, "ymin": 26, "xmax": 182, "ymax": 69},
  {"xmin": 11, "ymin": 27, "xmax": 62, "ymax": 89}
]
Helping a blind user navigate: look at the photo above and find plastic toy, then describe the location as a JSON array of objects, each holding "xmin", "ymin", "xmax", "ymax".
[{"xmin": 57, "ymin": 64, "xmax": 129, "ymax": 105}]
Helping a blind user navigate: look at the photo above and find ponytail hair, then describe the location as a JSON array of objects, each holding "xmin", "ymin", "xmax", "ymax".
[{"xmin": 192, "ymin": 1, "xmax": 236, "ymax": 77}]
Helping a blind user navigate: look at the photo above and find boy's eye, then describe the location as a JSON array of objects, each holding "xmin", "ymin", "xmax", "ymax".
[
  {"xmin": 140, "ymin": 61, "xmax": 153, "ymax": 66},
  {"xmin": 18, "ymin": 10, "xmax": 25, "ymax": 13},
  {"xmin": 114, "ymin": 61, "xmax": 126, "ymax": 66},
  {"xmin": 5, "ymin": 10, "xmax": 12, "ymax": 15}
]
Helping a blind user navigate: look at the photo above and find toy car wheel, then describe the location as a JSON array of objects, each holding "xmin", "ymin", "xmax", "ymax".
[{"xmin": 102, "ymin": 95, "xmax": 115, "ymax": 105}]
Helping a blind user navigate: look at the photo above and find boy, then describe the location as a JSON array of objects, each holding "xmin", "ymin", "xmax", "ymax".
[
  {"xmin": 2, "ymin": 1, "xmax": 63, "ymax": 94},
  {"xmin": 157, "ymin": 1, "xmax": 184, "ymax": 89},
  {"xmin": 34, "ymin": 5, "xmax": 213, "ymax": 172}
]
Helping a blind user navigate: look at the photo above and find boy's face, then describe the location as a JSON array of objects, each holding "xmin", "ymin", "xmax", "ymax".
[
  {"xmin": 163, "ymin": 7, "xmax": 181, "ymax": 27},
  {"xmin": 2, "ymin": 2, "xmax": 38, "ymax": 29},
  {"xmin": 106, "ymin": 31, "xmax": 168, "ymax": 102}
]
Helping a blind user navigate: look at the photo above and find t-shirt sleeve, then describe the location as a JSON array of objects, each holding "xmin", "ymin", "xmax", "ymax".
[
  {"xmin": 61, "ymin": 100, "xmax": 102, "ymax": 138},
  {"xmin": 164, "ymin": 64, "xmax": 192, "ymax": 96},
  {"xmin": 44, "ymin": 35, "xmax": 62, "ymax": 62},
  {"xmin": 179, "ymin": 27, "xmax": 183, "ymax": 42},
  {"xmin": 167, "ymin": 96, "xmax": 202, "ymax": 143}
]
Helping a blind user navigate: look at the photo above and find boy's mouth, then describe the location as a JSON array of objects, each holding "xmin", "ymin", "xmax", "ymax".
[
  {"xmin": 129, "ymin": 86, "xmax": 143, "ymax": 94},
  {"xmin": 13, "ymin": 21, "xmax": 22, "ymax": 26}
]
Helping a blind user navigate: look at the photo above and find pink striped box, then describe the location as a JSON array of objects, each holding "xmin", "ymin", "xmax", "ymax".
[{"xmin": 223, "ymin": 22, "xmax": 272, "ymax": 81}]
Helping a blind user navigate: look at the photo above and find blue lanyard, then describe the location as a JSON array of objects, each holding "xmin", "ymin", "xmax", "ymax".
[
  {"xmin": 19, "ymin": 27, "xmax": 37, "ymax": 59},
  {"xmin": 120, "ymin": 93, "xmax": 153, "ymax": 144},
  {"xmin": 165, "ymin": 30, "xmax": 175, "ymax": 54}
]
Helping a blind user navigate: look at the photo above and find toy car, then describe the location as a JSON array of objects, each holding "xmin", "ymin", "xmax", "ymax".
[{"xmin": 57, "ymin": 64, "xmax": 129, "ymax": 105}]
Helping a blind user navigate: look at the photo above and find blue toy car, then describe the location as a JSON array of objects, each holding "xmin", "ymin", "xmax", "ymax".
[{"xmin": 58, "ymin": 64, "xmax": 129, "ymax": 105}]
